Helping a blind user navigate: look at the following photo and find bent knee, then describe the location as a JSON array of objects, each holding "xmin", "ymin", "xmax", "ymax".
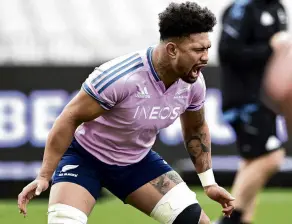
[
  {"xmin": 270, "ymin": 149, "xmax": 285, "ymax": 164},
  {"xmin": 151, "ymin": 182, "xmax": 200, "ymax": 223},
  {"xmin": 198, "ymin": 210, "xmax": 210, "ymax": 224},
  {"xmin": 173, "ymin": 203, "xmax": 202, "ymax": 224},
  {"xmin": 48, "ymin": 203, "xmax": 88, "ymax": 224},
  {"xmin": 264, "ymin": 149, "xmax": 286, "ymax": 171}
]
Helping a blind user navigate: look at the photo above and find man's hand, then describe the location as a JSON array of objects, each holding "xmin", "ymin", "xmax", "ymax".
[
  {"xmin": 204, "ymin": 184, "xmax": 235, "ymax": 217},
  {"xmin": 17, "ymin": 177, "xmax": 49, "ymax": 217}
]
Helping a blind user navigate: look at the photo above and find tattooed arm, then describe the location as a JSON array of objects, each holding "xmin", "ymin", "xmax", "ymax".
[
  {"xmin": 180, "ymin": 107, "xmax": 235, "ymax": 216},
  {"xmin": 180, "ymin": 106, "xmax": 211, "ymax": 173}
]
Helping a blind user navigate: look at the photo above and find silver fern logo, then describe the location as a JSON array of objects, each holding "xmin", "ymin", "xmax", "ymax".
[{"xmin": 61, "ymin": 165, "xmax": 79, "ymax": 173}]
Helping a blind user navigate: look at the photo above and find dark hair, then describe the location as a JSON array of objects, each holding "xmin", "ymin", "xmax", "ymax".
[{"xmin": 158, "ymin": 2, "xmax": 217, "ymax": 40}]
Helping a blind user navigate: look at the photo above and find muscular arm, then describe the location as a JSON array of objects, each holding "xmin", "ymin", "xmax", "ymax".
[
  {"xmin": 38, "ymin": 89, "xmax": 106, "ymax": 180},
  {"xmin": 180, "ymin": 107, "xmax": 211, "ymax": 173}
]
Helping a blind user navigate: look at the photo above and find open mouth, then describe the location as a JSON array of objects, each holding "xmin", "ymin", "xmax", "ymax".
[{"xmin": 190, "ymin": 64, "xmax": 207, "ymax": 78}]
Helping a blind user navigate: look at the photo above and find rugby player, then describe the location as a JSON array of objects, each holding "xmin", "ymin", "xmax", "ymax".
[{"xmin": 18, "ymin": 2, "xmax": 235, "ymax": 224}]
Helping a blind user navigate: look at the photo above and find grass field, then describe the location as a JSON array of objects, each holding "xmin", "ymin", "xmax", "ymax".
[{"xmin": 1, "ymin": 188, "xmax": 291, "ymax": 223}]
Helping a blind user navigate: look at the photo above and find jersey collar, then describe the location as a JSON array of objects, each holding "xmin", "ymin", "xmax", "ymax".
[{"xmin": 147, "ymin": 47, "xmax": 161, "ymax": 82}]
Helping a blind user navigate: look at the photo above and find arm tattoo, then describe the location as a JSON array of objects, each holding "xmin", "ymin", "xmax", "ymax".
[
  {"xmin": 186, "ymin": 135, "xmax": 210, "ymax": 153},
  {"xmin": 186, "ymin": 132, "xmax": 211, "ymax": 173},
  {"xmin": 150, "ymin": 171, "xmax": 183, "ymax": 195},
  {"xmin": 183, "ymin": 108, "xmax": 212, "ymax": 173}
]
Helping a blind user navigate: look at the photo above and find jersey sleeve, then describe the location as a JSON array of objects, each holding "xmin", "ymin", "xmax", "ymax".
[
  {"xmin": 186, "ymin": 75, "xmax": 206, "ymax": 111},
  {"xmin": 82, "ymin": 67, "xmax": 128, "ymax": 110}
]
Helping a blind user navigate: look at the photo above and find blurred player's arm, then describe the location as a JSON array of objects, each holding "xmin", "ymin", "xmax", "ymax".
[
  {"xmin": 180, "ymin": 106, "xmax": 211, "ymax": 174},
  {"xmin": 38, "ymin": 89, "xmax": 106, "ymax": 181},
  {"xmin": 219, "ymin": 3, "xmax": 274, "ymax": 66}
]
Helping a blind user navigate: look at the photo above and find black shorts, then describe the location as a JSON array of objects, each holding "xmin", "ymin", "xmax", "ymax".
[{"xmin": 223, "ymin": 103, "xmax": 283, "ymax": 159}]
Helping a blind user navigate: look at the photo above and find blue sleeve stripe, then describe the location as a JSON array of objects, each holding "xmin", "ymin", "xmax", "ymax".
[
  {"xmin": 93, "ymin": 57, "xmax": 142, "ymax": 89},
  {"xmin": 98, "ymin": 63, "xmax": 144, "ymax": 94},
  {"xmin": 91, "ymin": 53, "xmax": 140, "ymax": 85},
  {"xmin": 82, "ymin": 83, "xmax": 112, "ymax": 110}
]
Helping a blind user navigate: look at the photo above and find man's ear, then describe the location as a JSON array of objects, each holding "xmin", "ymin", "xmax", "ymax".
[{"xmin": 165, "ymin": 42, "xmax": 177, "ymax": 59}]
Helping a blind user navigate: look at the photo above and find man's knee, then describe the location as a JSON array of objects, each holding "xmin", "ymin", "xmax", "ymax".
[
  {"xmin": 240, "ymin": 149, "xmax": 285, "ymax": 182},
  {"xmin": 150, "ymin": 182, "xmax": 201, "ymax": 223},
  {"xmin": 172, "ymin": 205, "xmax": 211, "ymax": 224},
  {"xmin": 48, "ymin": 203, "xmax": 88, "ymax": 224},
  {"xmin": 267, "ymin": 149, "xmax": 285, "ymax": 167},
  {"xmin": 259, "ymin": 149, "xmax": 285, "ymax": 174},
  {"xmin": 173, "ymin": 203, "xmax": 203, "ymax": 224}
]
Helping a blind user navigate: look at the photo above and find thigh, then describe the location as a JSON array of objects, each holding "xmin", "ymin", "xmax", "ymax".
[
  {"xmin": 50, "ymin": 139, "xmax": 102, "ymax": 215},
  {"xmin": 102, "ymin": 150, "xmax": 173, "ymax": 202},
  {"xmin": 126, "ymin": 170, "xmax": 184, "ymax": 214},
  {"xmin": 49, "ymin": 182, "xmax": 96, "ymax": 216}
]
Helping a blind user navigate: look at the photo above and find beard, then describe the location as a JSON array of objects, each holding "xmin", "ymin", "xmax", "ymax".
[
  {"xmin": 180, "ymin": 67, "xmax": 201, "ymax": 84},
  {"xmin": 181, "ymin": 75, "xmax": 198, "ymax": 84}
]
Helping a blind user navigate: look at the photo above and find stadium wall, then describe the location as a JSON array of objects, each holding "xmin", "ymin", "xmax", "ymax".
[{"xmin": 0, "ymin": 66, "xmax": 291, "ymax": 198}]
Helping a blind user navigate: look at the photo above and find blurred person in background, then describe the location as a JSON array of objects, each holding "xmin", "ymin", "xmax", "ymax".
[
  {"xmin": 18, "ymin": 2, "xmax": 235, "ymax": 224},
  {"xmin": 216, "ymin": 0, "xmax": 288, "ymax": 224},
  {"xmin": 265, "ymin": 32, "xmax": 292, "ymax": 137}
]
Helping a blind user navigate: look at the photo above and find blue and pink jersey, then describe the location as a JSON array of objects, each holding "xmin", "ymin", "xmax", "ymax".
[{"xmin": 75, "ymin": 47, "xmax": 206, "ymax": 165}]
